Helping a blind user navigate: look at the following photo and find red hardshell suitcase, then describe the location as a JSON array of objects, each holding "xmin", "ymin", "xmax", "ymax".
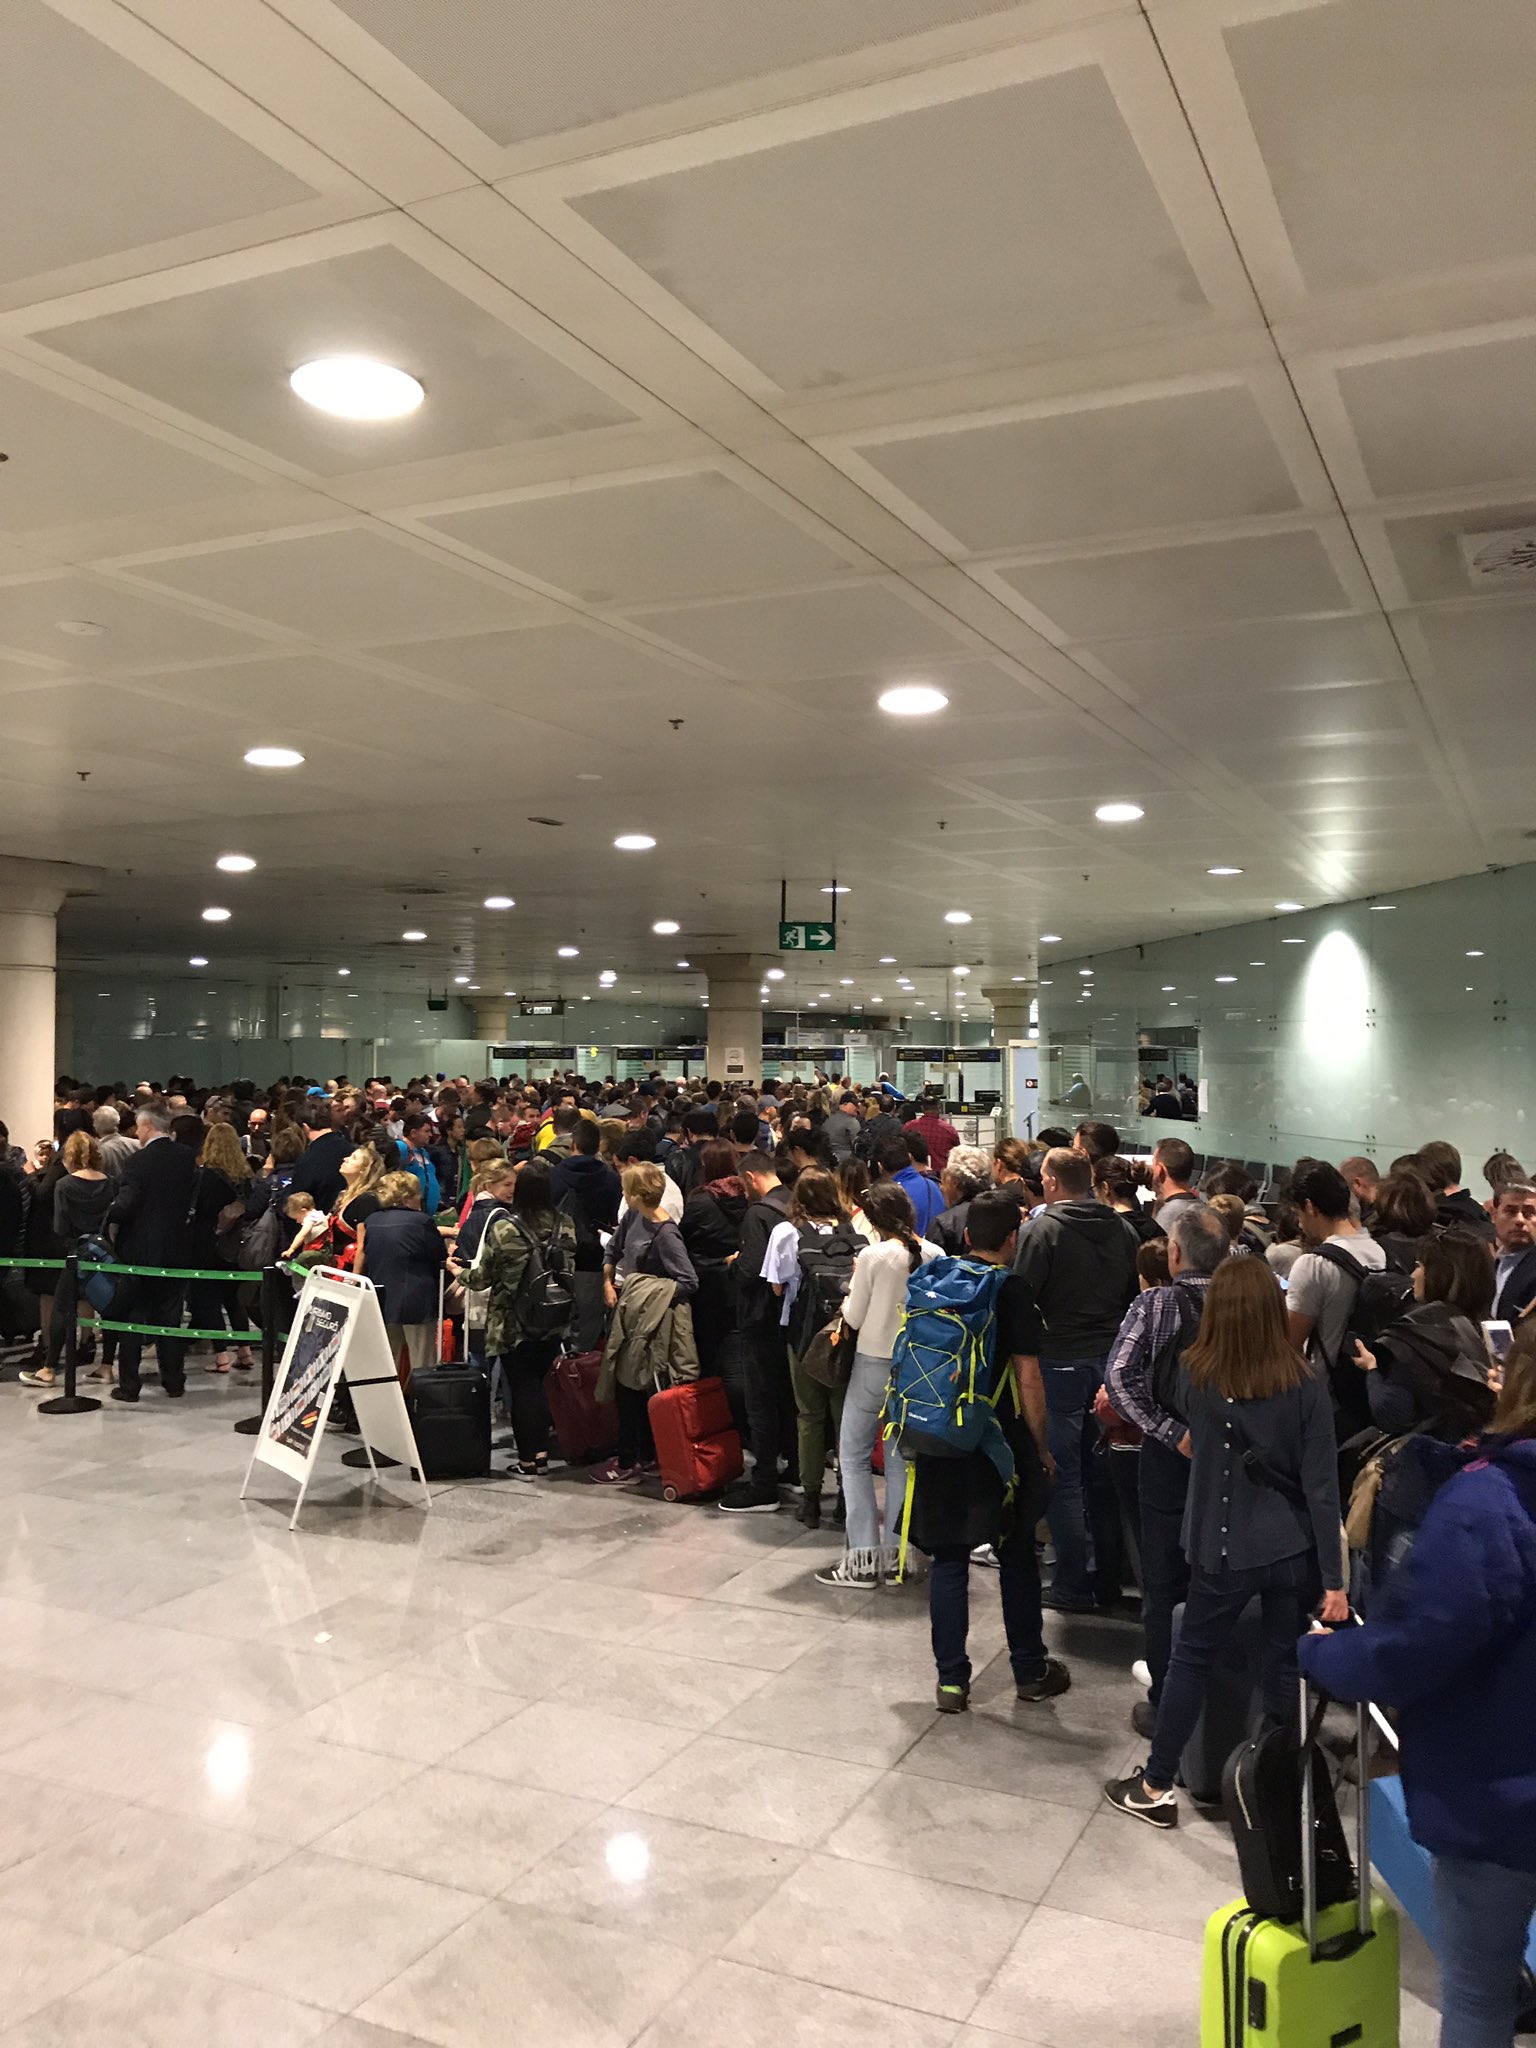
[
  {"xmin": 546, "ymin": 1348, "xmax": 618, "ymax": 1463},
  {"xmin": 648, "ymin": 1374, "xmax": 743, "ymax": 1501}
]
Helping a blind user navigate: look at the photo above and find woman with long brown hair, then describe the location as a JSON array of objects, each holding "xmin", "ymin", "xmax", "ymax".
[{"xmin": 1105, "ymin": 1255, "xmax": 1346, "ymax": 1829}]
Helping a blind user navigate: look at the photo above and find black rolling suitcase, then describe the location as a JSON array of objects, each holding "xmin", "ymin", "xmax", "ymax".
[{"xmin": 408, "ymin": 1366, "xmax": 492, "ymax": 1478}]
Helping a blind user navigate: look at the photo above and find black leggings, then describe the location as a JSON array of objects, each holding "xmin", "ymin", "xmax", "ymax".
[
  {"xmin": 495, "ymin": 1340, "xmax": 558, "ymax": 1463},
  {"xmin": 615, "ymin": 1383, "xmax": 655, "ymax": 1468}
]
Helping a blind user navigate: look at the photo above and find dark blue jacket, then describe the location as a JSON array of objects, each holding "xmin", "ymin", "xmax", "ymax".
[{"xmin": 1299, "ymin": 1437, "xmax": 1536, "ymax": 1872}]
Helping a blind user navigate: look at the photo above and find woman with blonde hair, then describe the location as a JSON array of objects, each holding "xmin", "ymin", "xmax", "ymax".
[
  {"xmin": 191, "ymin": 1119, "xmax": 255, "ymax": 1372},
  {"xmin": 354, "ymin": 1170, "xmax": 447, "ymax": 1374},
  {"xmin": 328, "ymin": 1143, "xmax": 386, "ymax": 1268},
  {"xmin": 1105, "ymin": 1255, "xmax": 1345, "ymax": 1829}
]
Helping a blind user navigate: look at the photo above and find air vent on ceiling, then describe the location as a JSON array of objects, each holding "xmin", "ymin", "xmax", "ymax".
[
  {"xmin": 1460, "ymin": 527, "xmax": 1536, "ymax": 585},
  {"xmin": 388, "ymin": 884, "xmax": 448, "ymax": 897},
  {"xmin": 527, "ymin": 815, "xmax": 564, "ymax": 827}
]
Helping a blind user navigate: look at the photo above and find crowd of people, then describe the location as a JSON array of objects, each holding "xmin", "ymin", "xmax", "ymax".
[{"xmin": 4, "ymin": 1068, "xmax": 1535, "ymax": 2043}]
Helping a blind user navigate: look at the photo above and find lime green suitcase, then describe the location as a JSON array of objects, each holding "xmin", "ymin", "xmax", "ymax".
[{"xmin": 1201, "ymin": 1685, "xmax": 1400, "ymax": 2046}]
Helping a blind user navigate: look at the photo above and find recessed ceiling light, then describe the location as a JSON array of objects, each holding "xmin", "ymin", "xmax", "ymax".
[
  {"xmin": 1371, "ymin": 903, "xmax": 1397, "ymax": 912},
  {"xmin": 581, "ymin": 994, "xmax": 592, "ymax": 1001},
  {"xmin": 215, "ymin": 853, "xmax": 256, "ymax": 873},
  {"xmin": 1207, "ymin": 866, "xmax": 1243, "ymax": 877},
  {"xmin": 765, "ymin": 968, "xmax": 785, "ymax": 981},
  {"xmin": 630, "ymin": 989, "xmax": 642, "ymax": 995},
  {"xmin": 453, "ymin": 975, "xmax": 470, "ymax": 986},
  {"xmin": 1161, "ymin": 985, "xmax": 1176, "ymax": 992},
  {"xmin": 558, "ymin": 946, "xmax": 580, "ymax": 958},
  {"xmin": 838, "ymin": 977, "xmax": 854, "ymax": 986},
  {"xmin": 822, "ymin": 885, "xmax": 851, "ymax": 895},
  {"xmin": 652, "ymin": 920, "xmax": 680, "ymax": 936},
  {"xmin": 676, "ymin": 959, "xmax": 690, "ymax": 969},
  {"xmin": 1095, "ymin": 802, "xmax": 1144, "ymax": 824},
  {"xmin": 1275, "ymin": 900, "xmax": 1304, "ymax": 913},
  {"xmin": 483, "ymin": 895, "xmax": 514, "ymax": 910},
  {"xmin": 944, "ymin": 910, "xmax": 972, "ymax": 925},
  {"xmin": 953, "ymin": 965, "xmax": 971, "ymax": 977},
  {"xmin": 289, "ymin": 355, "xmax": 424, "ymax": 420},
  {"xmin": 806, "ymin": 1000, "xmax": 818, "ymax": 1007},
  {"xmin": 503, "ymin": 989, "xmax": 515, "ymax": 996},
  {"xmin": 877, "ymin": 682, "xmax": 949, "ymax": 717},
  {"xmin": 1078, "ymin": 968, "xmax": 1094, "ymax": 977},
  {"xmin": 188, "ymin": 955, "xmax": 208, "ymax": 967},
  {"xmin": 1040, "ymin": 933, "xmax": 1062, "ymax": 944},
  {"xmin": 818, "ymin": 992, "xmax": 831, "ymax": 1000},
  {"xmin": 576, "ymin": 771, "xmax": 602, "ymax": 781},
  {"xmin": 1282, "ymin": 936, "xmax": 1306, "ymax": 944},
  {"xmin": 201, "ymin": 906, "xmax": 231, "ymax": 923},
  {"xmin": 1215, "ymin": 974, "xmax": 1237, "ymax": 984},
  {"xmin": 870, "ymin": 995, "xmax": 884, "ymax": 1003},
  {"xmin": 1040, "ymin": 979, "xmax": 1053, "ymax": 986},
  {"xmin": 614, "ymin": 834, "xmax": 656, "ymax": 851},
  {"xmin": 402, "ymin": 929, "xmax": 427, "ymax": 942},
  {"xmin": 1249, "ymin": 960, "xmax": 1266, "ymax": 967},
  {"xmin": 243, "ymin": 745, "xmax": 304, "ymax": 769},
  {"xmin": 879, "ymin": 956, "xmax": 897, "ymax": 965},
  {"xmin": 337, "ymin": 968, "xmax": 350, "ymax": 977},
  {"xmin": 1466, "ymin": 949, "xmax": 1485, "ymax": 958}
]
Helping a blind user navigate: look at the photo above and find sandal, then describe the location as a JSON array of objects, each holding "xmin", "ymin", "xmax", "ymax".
[
  {"xmin": 18, "ymin": 1366, "xmax": 55, "ymax": 1388},
  {"xmin": 232, "ymin": 1350, "xmax": 254, "ymax": 1371},
  {"xmin": 206, "ymin": 1354, "xmax": 232, "ymax": 1374}
]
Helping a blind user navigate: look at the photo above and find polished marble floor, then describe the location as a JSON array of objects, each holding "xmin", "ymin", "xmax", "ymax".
[{"xmin": 0, "ymin": 1369, "xmax": 1442, "ymax": 2047}]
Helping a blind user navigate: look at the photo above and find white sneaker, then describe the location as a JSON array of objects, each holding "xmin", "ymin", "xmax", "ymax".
[
  {"xmin": 971, "ymin": 1544, "xmax": 1001, "ymax": 1569},
  {"xmin": 1131, "ymin": 1659, "xmax": 1152, "ymax": 1691}
]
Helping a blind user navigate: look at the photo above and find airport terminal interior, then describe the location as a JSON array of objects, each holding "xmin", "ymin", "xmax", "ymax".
[{"xmin": 3, "ymin": 2, "xmax": 1536, "ymax": 2043}]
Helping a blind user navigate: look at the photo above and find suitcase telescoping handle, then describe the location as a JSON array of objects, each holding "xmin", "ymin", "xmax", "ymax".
[{"xmin": 1298, "ymin": 1673, "xmax": 1374, "ymax": 1960}]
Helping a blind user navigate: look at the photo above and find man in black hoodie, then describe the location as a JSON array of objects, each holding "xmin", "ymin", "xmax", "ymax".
[
  {"xmin": 718, "ymin": 1150, "xmax": 795, "ymax": 1513},
  {"xmin": 550, "ymin": 1119, "xmax": 622, "ymax": 1351},
  {"xmin": 1417, "ymin": 1140, "xmax": 1496, "ymax": 1245},
  {"xmin": 1013, "ymin": 1146, "xmax": 1139, "ymax": 1611}
]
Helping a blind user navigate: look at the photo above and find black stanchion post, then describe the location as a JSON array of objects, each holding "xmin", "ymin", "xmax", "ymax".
[
  {"xmin": 38, "ymin": 1254, "xmax": 100, "ymax": 1417},
  {"xmin": 233, "ymin": 1263, "xmax": 277, "ymax": 1437}
]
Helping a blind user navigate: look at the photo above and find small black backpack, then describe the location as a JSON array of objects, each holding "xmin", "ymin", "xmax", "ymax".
[
  {"xmin": 789, "ymin": 1221, "xmax": 862, "ymax": 1356},
  {"xmin": 509, "ymin": 1215, "xmax": 577, "ymax": 1342}
]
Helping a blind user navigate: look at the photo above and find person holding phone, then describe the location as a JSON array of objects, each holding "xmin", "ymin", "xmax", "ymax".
[
  {"xmin": 1301, "ymin": 1319, "xmax": 1536, "ymax": 2048},
  {"xmin": 1104, "ymin": 1256, "xmax": 1346, "ymax": 1830}
]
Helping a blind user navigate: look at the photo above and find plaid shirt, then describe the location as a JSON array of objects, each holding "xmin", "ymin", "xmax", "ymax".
[{"xmin": 1103, "ymin": 1276, "xmax": 1212, "ymax": 1452}]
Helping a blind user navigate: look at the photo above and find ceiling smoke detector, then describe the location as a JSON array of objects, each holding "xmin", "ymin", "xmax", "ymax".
[{"xmin": 1461, "ymin": 526, "xmax": 1536, "ymax": 585}]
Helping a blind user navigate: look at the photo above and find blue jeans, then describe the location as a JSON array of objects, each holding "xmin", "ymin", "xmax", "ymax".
[
  {"xmin": 930, "ymin": 1532, "xmax": 1046, "ymax": 1689},
  {"xmin": 1041, "ymin": 1355, "xmax": 1122, "ymax": 1605},
  {"xmin": 1145, "ymin": 1551, "xmax": 1314, "ymax": 1791},
  {"xmin": 838, "ymin": 1351, "xmax": 904, "ymax": 1557},
  {"xmin": 1434, "ymin": 1855, "xmax": 1536, "ymax": 2048}
]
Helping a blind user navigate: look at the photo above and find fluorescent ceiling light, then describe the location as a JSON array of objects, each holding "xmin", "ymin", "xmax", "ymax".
[
  {"xmin": 614, "ymin": 834, "xmax": 655, "ymax": 851},
  {"xmin": 944, "ymin": 910, "xmax": 972, "ymax": 925},
  {"xmin": 1094, "ymin": 802, "xmax": 1144, "ymax": 824},
  {"xmin": 290, "ymin": 355, "xmax": 424, "ymax": 420},
  {"xmin": 1207, "ymin": 866, "xmax": 1243, "ymax": 877},
  {"xmin": 879, "ymin": 956, "xmax": 897, "ymax": 965},
  {"xmin": 1275, "ymin": 900, "xmax": 1304, "ymax": 912},
  {"xmin": 483, "ymin": 895, "xmax": 514, "ymax": 910},
  {"xmin": 822, "ymin": 885, "xmax": 850, "ymax": 895},
  {"xmin": 652, "ymin": 920, "xmax": 680, "ymax": 935},
  {"xmin": 215, "ymin": 853, "xmax": 255, "ymax": 873},
  {"xmin": 558, "ymin": 946, "xmax": 580, "ymax": 958},
  {"xmin": 1215, "ymin": 974, "xmax": 1237, "ymax": 984},
  {"xmin": 243, "ymin": 745, "xmax": 303, "ymax": 769},
  {"xmin": 337, "ymin": 968, "xmax": 350, "ymax": 977},
  {"xmin": 877, "ymin": 683, "xmax": 948, "ymax": 717},
  {"xmin": 201, "ymin": 906, "xmax": 231, "ymax": 923},
  {"xmin": 1040, "ymin": 933, "xmax": 1062, "ymax": 944}
]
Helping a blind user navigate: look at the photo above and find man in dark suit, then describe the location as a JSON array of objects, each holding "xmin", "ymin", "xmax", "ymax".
[
  {"xmin": 1492, "ymin": 1181, "xmax": 1536, "ymax": 1324},
  {"xmin": 108, "ymin": 1104, "xmax": 197, "ymax": 1401},
  {"xmin": 289, "ymin": 1102, "xmax": 350, "ymax": 1211}
]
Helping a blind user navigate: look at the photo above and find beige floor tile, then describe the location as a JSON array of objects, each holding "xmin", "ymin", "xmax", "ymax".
[
  {"xmin": 292, "ymin": 1668, "xmax": 523, "ymax": 1764},
  {"xmin": 724, "ymin": 1852, "xmax": 1030, "ymax": 2021},
  {"xmin": 0, "ymin": 1806, "xmax": 288, "ymax": 1949},
  {"xmin": 138, "ymin": 1640, "xmax": 379, "ymax": 1727},
  {"xmin": 0, "ymin": 1770, "xmax": 120, "ymax": 1875},
  {"xmin": 546, "ymin": 1641, "xmax": 774, "ymax": 1733},
  {"xmin": 634, "ymin": 1957, "xmax": 956, "ymax": 2047},
  {"xmin": 504, "ymin": 1811, "xmax": 800, "ymax": 1951},
  {"xmin": 452, "ymin": 1697, "xmax": 695, "ymax": 1803},
  {"xmin": 0, "ymin": 1910, "xmax": 130, "ymax": 2025},
  {"xmin": 1042, "ymin": 1808, "xmax": 1242, "ymax": 1937},
  {"xmin": 712, "ymin": 1666, "xmax": 937, "ymax": 1767},
  {"xmin": 153, "ymin": 1849, "xmax": 481, "ymax": 2012},
  {"xmin": 135, "ymin": 1721, "xmax": 424, "ymax": 1847},
  {"xmin": 314, "ymin": 1768, "xmax": 601, "ymax": 1893},
  {"xmin": 636, "ymin": 1600, "xmax": 835, "ymax": 1671},
  {"xmin": 970, "ymin": 1905, "xmax": 1203, "ymax": 2047},
  {"xmin": 497, "ymin": 1578, "xmax": 690, "ymax": 1643},
  {"xmin": 1, "ymin": 1953, "xmax": 335, "ymax": 2048},
  {"xmin": 621, "ymin": 1732, "xmax": 880, "ymax": 1848},
  {"xmin": 825, "ymin": 1773, "xmax": 1090, "ymax": 1900},
  {"xmin": 358, "ymin": 1900, "xmax": 699, "ymax": 2048},
  {"xmin": 0, "ymin": 1670, "xmax": 107, "ymax": 1755},
  {"xmin": 894, "ymin": 1695, "xmax": 1129, "ymax": 1810},
  {"xmin": 401, "ymin": 1620, "xmax": 596, "ymax": 1700}
]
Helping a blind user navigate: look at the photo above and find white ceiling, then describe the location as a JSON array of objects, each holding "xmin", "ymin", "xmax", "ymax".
[{"xmin": 2, "ymin": 0, "xmax": 1534, "ymax": 1017}]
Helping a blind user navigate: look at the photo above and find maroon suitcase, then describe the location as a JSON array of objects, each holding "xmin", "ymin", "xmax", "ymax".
[
  {"xmin": 546, "ymin": 1348, "xmax": 618, "ymax": 1463},
  {"xmin": 648, "ymin": 1375, "xmax": 743, "ymax": 1501}
]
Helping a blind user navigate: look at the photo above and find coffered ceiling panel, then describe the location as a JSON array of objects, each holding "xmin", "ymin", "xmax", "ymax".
[
  {"xmin": 1381, "ymin": 503, "xmax": 1536, "ymax": 606},
  {"xmin": 0, "ymin": 574, "xmax": 265, "ymax": 667},
  {"xmin": 379, "ymin": 619, "xmax": 710, "ymax": 710},
  {"xmin": 572, "ymin": 66, "xmax": 1206, "ymax": 388},
  {"xmin": 420, "ymin": 470, "xmax": 858, "ymax": 604},
  {"xmin": 996, "ymin": 530, "xmax": 1352, "ymax": 640},
  {"xmin": 34, "ymin": 245, "xmax": 637, "ymax": 473},
  {"xmin": 117, "ymin": 528, "xmax": 546, "ymax": 643},
  {"xmin": 328, "ymin": 0, "xmax": 1029, "ymax": 144},
  {"xmin": 1, "ymin": 0, "xmax": 314, "ymax": 285},
  {"xmin": 1079, "ymin": 614, "xmax": 1401, "ymax": 698},
  {"xmin": 631, "ymin": 584, "xmax": 972, "ymax": 681},
  {"xmin": 856, "ymin": 386, "xmax": 1301, "ymax": 551},
  {"xmin": 1335, "ymin": 334, "xmax": 1536, "ymax": 499},
  {"xmin": 1224, "ymin": 0, "xmax": 1536, "ymax": 292}
]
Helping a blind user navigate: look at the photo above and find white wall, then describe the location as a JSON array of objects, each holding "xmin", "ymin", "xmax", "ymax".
[{"xmin": 1038, "ymin": 863, "xmax": 1536, "ymax": 1180}]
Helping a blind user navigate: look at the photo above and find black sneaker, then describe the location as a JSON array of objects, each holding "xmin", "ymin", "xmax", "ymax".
[
  {"xmin": 1015, "ymin": 1657, "xmax": 1072, "ymax": 1704},
  {"xmin": 109, "ymin": 1386, "xmax": 139, "ymax": 1404},
  {"xmin": 1040, "ymin": 1586, "xmax": 1097, "ymax": 1614},
  {"xmin": 1131, "ymin": 1699, "xmax": 1158, "ymax": 1740},
  {"xmin": 935, "ymin": 1681, "xmax": 970, "ymax": 1714},
  {"xmin": 1103, "ymin": 1772, "xmax": 1178, "ymax": 1829},
  {"xmin": 718, "ymin": 1481, "xmax": 780, "ymax": 1515},
  {"xmin": 796, "ymin": 1498, "xmax": 821, "ymax": 1530}
]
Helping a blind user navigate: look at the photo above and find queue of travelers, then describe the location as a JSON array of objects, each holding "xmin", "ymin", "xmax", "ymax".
[{"xmin": 4, "ymin": 1070, "xmax": 1535, "ymax": 2044}]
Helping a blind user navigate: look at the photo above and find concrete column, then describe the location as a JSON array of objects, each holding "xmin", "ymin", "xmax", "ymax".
[
  {"xmin": 472, "ymin": 996, "xmax": 509, "ymax": 1042},
  {"xmin": 982, "ymin": 984, "xmax": 1035, "ymax": 1043},
  {"xmin": 699, "ymin": 952, "xmax": 774, "ymax": 1083},
  {"xmin": 0, "ymin": 858, "xmax": 102, "ymax": 1149}
]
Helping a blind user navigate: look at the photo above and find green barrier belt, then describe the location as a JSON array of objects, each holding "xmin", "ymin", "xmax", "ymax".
[
  {"xmin": 93, "ymin": 1320, "xmax": 268, "ymax": 1343},
  {"xmin": 0, "ymin": 1256, "xmax": 267, "ymax": 1283}
]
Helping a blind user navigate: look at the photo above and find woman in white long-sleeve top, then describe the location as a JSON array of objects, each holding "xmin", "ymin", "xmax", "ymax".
[{"xmin": 816, "ymin": 1180, "xmax": 941, "ymax": 1589}]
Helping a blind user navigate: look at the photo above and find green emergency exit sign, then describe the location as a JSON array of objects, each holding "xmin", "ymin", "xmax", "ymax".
[{"xmin": 779, "ymin": 920, "xmax": 836, "ymax": 952}]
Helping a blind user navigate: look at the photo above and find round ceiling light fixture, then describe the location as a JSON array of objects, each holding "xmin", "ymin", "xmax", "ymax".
[
  {"xmin": 1094, "ymin": 801, "xmax": 1144, "ymax": 824},
  {"xmin": 1040, "ymin": 933, "xmax": 1062, "ymax": 944},
  {"xmin": 483, "ymin": 895, "xmax": 514, "ymax": 911},
  {"xmin": 215, "ymin": 853, "xmax": 256, "ymax": 873},
  {"xmin": 401, "ymin": 929, "xmax": 427, "ymax": 943},
  {"xmin": 337, "ymin": 968, "xmax": 350, "ymax": 977},
  {"xmin": 188, "ymin": 955, "xmax": 208, "ymax": 968},
  {"xmin": 765, "ymin": 968, "xmax": 785, "ymax": 981},
  {"xmin": 1275, "ymin": 900, "xmax": 1304, "ymax": 913},
  {"xmin": 952, "ymin": 965, "xmax": 971, "ymax": 977},
  {"xmin": 944, "ymin": 910, "xmax": 972, "ymax": 925},
  {"xmin": 877, "ymin": 682, "xmax": 949, "ymax": 717},
  {"xmin": 557, "ymin": 946, "xmax": 580, "ymax": 958},
  {"xmin": 1207, "ymin": 865, "xmax": 1243, "ymax": 877},
  {"xmin": 614, "ymin": 833, "xmax": 656, "ymax": 851},
  {"xmin": 201, "ymin": 906, "xmax": 231, "ymax": 923},
  {"xmin": 243, "ymin": 745, "xmax": 304, "ymax": 769},
  {"xmin": 289, "ymin": 355, "xmax": 424, "ymax": 421},
  {"xmin": 652, "ymin": 920, "xmax": 680, "ymax": 936}
]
